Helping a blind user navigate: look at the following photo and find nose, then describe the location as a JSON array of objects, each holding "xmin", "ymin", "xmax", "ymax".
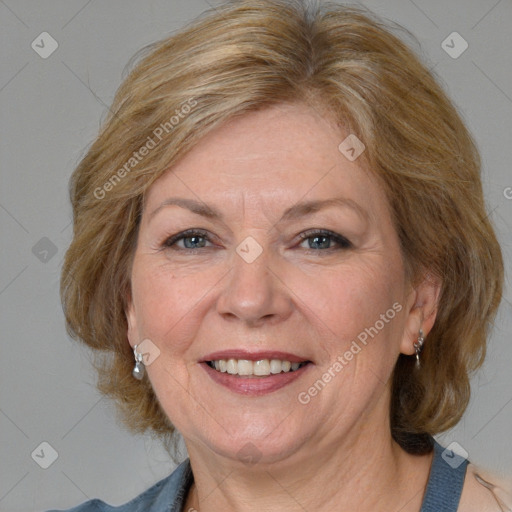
[{"xmin": 216, "ymin": 244, "xmax": 293, "ymax": 328}]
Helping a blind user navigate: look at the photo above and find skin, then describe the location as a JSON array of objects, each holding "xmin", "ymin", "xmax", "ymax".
[{"xmin": 126, "ymin": 102, "xmax": 443, "ymax": 511}]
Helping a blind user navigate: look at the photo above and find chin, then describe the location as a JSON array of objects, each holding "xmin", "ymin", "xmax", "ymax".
[{"xmin": 196, "ymin": 418, "xmax": 312, "ymax": 467}]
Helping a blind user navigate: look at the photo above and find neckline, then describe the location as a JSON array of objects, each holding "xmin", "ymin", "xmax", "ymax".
[{"xmin": 173, "ymin": 439, "xmax": 469, "ymax": 511}]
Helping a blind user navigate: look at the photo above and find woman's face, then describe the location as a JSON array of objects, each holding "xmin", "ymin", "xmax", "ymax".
[{"xmin": 127, "ymin": 103, "xmax": 423, "ymax": 465}]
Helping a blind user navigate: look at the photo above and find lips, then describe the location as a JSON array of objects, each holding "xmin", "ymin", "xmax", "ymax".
[{"xmin": 199, "ymin": 349, "xmax": 313, "ymax": 395}]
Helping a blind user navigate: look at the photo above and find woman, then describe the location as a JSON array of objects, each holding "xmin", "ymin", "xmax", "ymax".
[{"xmin": 52, "ymin": 0, "xmax": 511, "ymax": 510}]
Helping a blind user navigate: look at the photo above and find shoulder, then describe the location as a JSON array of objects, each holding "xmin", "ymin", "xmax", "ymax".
[
  {"xmin": 457, "ymin": 463, "xmax": 512, "ymax": 512},
  {"xmin": 45, "ymin": 459, "xmax": 192, "ymax": 512}
]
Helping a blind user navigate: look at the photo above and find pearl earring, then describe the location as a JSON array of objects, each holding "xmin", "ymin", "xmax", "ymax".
[
  {"xmin": 413, "ymin": 329, "xmax": 425, "ymax": 369},
  {"xmin": 132, "ymin": 344, "xmax": 145, "ymax": 380}
]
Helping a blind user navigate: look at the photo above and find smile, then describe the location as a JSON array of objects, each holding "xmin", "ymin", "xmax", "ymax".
[{"xmin": 206, "ymin": 358, "xmax": 309, "ymax": 377}]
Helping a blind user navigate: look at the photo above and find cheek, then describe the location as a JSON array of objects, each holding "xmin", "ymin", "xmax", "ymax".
[
  {"xmin": 290, "ymin": 259, "xmax": 404, "ymax": 349},
  {"xmin": 130, "ymin": 259, "xmax": 222, "ymax": 352}
]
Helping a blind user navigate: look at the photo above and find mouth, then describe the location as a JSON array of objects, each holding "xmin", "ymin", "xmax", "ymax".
[
  {"xmin": 205, "ymin": 358, "xmax": 309, "ymax": 377},
  {"xmin": 199, "ymin": 350, "xmax": 313, "ymax": 395}
]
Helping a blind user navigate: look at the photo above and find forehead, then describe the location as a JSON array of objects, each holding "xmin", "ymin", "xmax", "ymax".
[{"xmin": 144, "ymin": 103, "xmax": 386, "ymax": 220}]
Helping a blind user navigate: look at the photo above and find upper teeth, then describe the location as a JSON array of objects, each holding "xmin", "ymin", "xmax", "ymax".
[{"xmin": 209, "ymin": 359, "xmax": 305, "ymax": 376}]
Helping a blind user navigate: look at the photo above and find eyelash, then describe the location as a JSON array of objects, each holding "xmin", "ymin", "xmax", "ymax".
[
  {"xmin": 161, "ymin": 228, "xmax": 352, "ymax": 253},
  {"xmin": 298, "ymin": 229, "xmax": 352, "ymax": 251}
]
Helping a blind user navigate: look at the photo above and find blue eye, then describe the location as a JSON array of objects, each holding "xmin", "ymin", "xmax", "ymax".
[
  {"xmin": 163, "ymin": 229, "xmax": 212, "ymax": 250},
  {"xmin": 298, "ymin": 229, "xmax": 352, "ymax": 251},
  {"xmin": 162, "ymin": 228, "xmax": 352, "ymax": 253}
]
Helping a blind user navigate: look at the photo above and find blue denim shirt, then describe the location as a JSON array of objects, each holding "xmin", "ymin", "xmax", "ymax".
[
  {"xmin": 47, "ymin": 459, "xmax": 193, "ymax": 512},
  {"xmin": 47, "ymin": 440, "xmax": 468, "ymax": 512}
]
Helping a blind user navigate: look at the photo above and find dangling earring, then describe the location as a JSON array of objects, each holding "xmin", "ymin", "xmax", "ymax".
[
  {"xmin": 132, "ymin": 344, "xmax": 145, "ymax": 380},
  {"xmin": 413, "ymin": 329, "xmax": 425, "ymax": 369}
]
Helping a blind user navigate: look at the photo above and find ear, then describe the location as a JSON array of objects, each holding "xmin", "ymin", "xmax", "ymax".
[
  {"xmin": 126, "ymin": 294, "xmax": 138, "ymax": 350},
  {"xmin": 400, "ymin": 272, "xmax": 442, "ymax": 355}
]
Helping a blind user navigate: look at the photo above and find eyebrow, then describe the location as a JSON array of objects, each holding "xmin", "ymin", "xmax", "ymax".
[
  {"xmin": 149, "ymin": 198, "xmax": 222, "ymax": 221},
  {"xmin": 148, "ymin": 196, "xmax": 368, "ymax": 223},
  {"xmin": 281, "ymin": 197, "xmax": 368, "ymax": 223}
]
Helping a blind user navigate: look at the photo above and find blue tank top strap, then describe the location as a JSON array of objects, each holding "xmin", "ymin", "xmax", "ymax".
[{"xmin": 420, "ymin": 439, "xmax": 469, "ymax": 512}]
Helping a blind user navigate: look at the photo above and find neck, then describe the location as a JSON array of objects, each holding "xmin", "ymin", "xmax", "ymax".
[{"xmin": 184, "ymin": 422, "xmax": 433, "ymax": 512}]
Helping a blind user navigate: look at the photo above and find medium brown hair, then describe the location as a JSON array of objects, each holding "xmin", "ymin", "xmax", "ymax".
[{"xmin": 61, "ymin": 0, "xmax": 503, "ymax": 455}]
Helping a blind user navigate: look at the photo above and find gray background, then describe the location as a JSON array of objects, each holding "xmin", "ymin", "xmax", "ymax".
[{"xmin": 1, "ymin": 0, "xmax": 511, "ymax": 510}]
